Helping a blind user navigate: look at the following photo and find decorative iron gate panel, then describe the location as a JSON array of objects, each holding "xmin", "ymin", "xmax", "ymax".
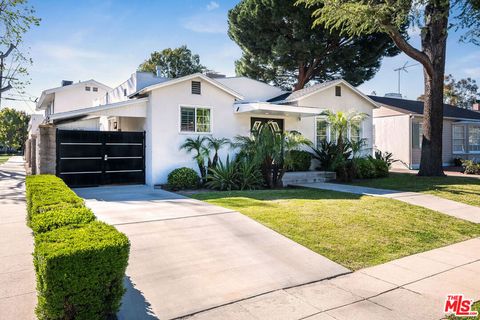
[{"xmin": 56, "ymin": 130, "xmax": 145, "ymax": 187}]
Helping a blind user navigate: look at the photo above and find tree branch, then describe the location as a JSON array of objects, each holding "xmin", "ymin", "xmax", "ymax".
[{"xmin": 385, "ymin": 26, "xmax": 434, "ymax": 76}]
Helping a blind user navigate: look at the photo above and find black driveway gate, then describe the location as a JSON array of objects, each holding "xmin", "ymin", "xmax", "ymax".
[{"xmin": 56, "ymin": 129, "xmax": 145, "ymax": 187}]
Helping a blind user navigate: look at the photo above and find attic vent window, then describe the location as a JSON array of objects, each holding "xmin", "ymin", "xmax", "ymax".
[
  {"xmin": 92, "ymin": 87, "xmax": 98, "ymax": 92},
  {"xmin": 335, "ymin": 86, "xmax": 341, "ymax": 97},
  {"xmin": 85, "ymin": 86, "xmax": 91, "ymax": 91},
  {"xmin": 191, "ymin": 81, "xmax": 201, "ymax": 95}
]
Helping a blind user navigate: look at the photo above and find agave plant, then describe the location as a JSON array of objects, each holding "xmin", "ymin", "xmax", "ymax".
[
  {"xmin": 236, "ymin": 158, "xmax": 263, "ymax": 190},
  {"xmin": 205, "ymin": 156, "xmax": 238, "ymax": 191},
  {"xmin": 179, "ymin": 136, "xmax": 208, "ymax": 181}
]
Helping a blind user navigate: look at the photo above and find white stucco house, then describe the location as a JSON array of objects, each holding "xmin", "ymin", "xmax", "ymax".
[{"xmin": 40, "ymin": 71, "xmax": 379, "ymax": 186}]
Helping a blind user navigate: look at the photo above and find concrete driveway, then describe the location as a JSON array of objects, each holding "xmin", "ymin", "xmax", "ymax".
[{"xmin": 75, "ymin": 185, "xmax": 349, "ymax": 320}]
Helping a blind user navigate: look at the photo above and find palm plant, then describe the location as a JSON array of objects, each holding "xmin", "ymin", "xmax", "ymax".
[
  {"xmin": 234, "ymin": 122, "xmax": 311, "ymax": 188},
  {"xmin": 206, "ymin": 137, "xmax": 230, "ymax": 169},
  {"xmin": 322, "ymin": 110, "xmax": 367, "ymax": 149},
  {"xmin": 179, "ymin": 136, "xmax": 208, "ymax": 181}
]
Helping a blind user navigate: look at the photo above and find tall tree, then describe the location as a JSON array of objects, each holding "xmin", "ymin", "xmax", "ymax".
[
  {"xmin": 228, "ymin": 0, "xmax": 403, "ymax": 91},
  {"xmin": 0, "ymin": 0, "xmax": 40, "ymax": 104},
  {"xmin": 300, "ymin": 0, "xmax": 480, "ymax": 176},
  {"xmin": 0, "ymin": 107, "xmax": 30, "ymax": 151},
  {"xmin": 138, "ymin": 45, "xmax": 206, "ymax": 78},
  {"xmin": 443, "ymin": 74, "xmax": 478, "ymax": 108}
]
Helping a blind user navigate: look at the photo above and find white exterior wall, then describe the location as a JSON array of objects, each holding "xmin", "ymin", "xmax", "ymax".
[
  {"xmin": 147, "ymin": 79, "xmax": 243, "ymax": 185},
  {"xmin": 373, "ymin": 114, "xmax": 411, "ymax": 169},
  {"xmin": 53, "ymin": 82, "xmax": 109, "ymax": 114},
  {"xmin": 57, "ymin": 118, "xmax": 100, "ymax": 131},
  {"xmin": 297, "ymin": 83, "xmax": 376, "ymax": 153}
]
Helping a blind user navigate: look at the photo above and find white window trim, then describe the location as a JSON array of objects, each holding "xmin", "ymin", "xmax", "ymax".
[
  {"xmin": 452, "ymin": 124, "xmax": 466, "ymax": 154},
  {"xmin": 467, "ymin": 124, "xmax": 480, "ymax": 154},
  {"xmin": 178, "ymin": 104, "xmax": 212, "ymax": 135},
  {"xmin": 315, "ymin": 116, "xmax": 364, "ymax": 147}
]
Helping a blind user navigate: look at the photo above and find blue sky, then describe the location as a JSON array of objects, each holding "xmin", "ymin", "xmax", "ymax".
[{"xmin": 6, "ymin": 0, "xmax": 480, "ymax": 113}]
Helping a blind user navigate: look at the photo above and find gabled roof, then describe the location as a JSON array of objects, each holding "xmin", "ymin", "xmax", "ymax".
[
  {"xmin": 135, "ymin": 73, "xmax": 244, "ymax": 100},
  {"xmin": 369, "ymin": 95, "xmax": 480, "ymax": 121},
  {"xmin": 267, "ymin": 79, "xmax": 378, "ymax": 108},
  {"xmin": 36, "ymin": 79, "xmax": 112, "ymax": 111}
]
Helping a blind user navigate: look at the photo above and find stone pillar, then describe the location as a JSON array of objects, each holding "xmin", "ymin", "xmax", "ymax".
[
  {"xmin": 24, "ymin": 139, "xmax": 31, "ymax": 167},
  {"xmin": 37, "ymin": 125, "xmax": 56, "ymax": 175},
  {"xmin": 31, "ymin": 135, "xmax": 37, "ymax": 175}
]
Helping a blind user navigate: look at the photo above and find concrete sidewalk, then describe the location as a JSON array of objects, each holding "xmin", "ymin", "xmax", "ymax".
[
  {"xmin": 293, "ymin": 182, "xmax": 480, "ymax": 223},
  {"xmin": 0, "ymin": 156, "xmax": 36, "ymax": 320},
  {"xmin": 75, "ymin": 185, "xmax": 349, "ymax": 320},
  {"xmin": 186, "ymin": 238, "xmax": 480, "ymax": 320}
]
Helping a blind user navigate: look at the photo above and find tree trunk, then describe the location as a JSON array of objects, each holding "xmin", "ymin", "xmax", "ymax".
[{"xmin": 418, "ymin": 0, "xmax": 449, "ymax": 176}]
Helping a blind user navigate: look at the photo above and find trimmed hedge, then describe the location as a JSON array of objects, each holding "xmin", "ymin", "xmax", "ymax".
[
  {"xmin": 34, "ymin": 222, "xmax": 130, "ymax": 320},
  {"xmin": 26, "ymin": 175, "xmax": 84, "ymax": 225},
  {"xmin": 30, "ymin": 207, "xmax": 95, "ymax": 234},
  {"xmin": 26, "ymin": 175, "xmax": 130, "ymax": 319}
]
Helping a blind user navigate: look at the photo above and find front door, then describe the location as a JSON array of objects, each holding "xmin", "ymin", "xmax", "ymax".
[{"xmin": 250, "ymin": 117, "xmax": 284, "ymax": 132}]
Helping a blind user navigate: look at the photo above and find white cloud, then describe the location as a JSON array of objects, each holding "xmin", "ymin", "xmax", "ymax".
[
  {"xmin": 34, "ymin": 43, "xmax": 109, "ymax": 61},
  {"xmin": 206, "ymin": 1, "xmax": 219, "ymax": 11},
  {"xmin": 182, "ymin": 14, "xmax": 227, "ymax": 34}
]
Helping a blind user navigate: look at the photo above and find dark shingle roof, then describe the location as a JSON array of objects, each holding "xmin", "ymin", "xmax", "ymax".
[{"xmin": 369, "ymin": 95, "xmax": 480, "ymax": 120}]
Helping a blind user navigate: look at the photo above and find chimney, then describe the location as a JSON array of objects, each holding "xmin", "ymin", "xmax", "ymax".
[
  {"xmin": 61, "ymin": 80, "xmax": 73, "ymax": 87},
  {"xmin": 205, "ymin": 71, "xmax": 226, "ymax": 79},
  {"xmin": 473, "ymin": 103, "xmax": 480, "ymax": 112}
]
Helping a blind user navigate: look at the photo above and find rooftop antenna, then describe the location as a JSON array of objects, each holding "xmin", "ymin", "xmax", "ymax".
[{"xmin": 393, "ymin": 62, "xmax": 419, "ymax": 94}]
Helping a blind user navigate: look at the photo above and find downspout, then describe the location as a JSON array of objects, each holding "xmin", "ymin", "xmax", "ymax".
[{"xmin": 409, "ymin": 114, "xmax": 413, "ymax": 169}]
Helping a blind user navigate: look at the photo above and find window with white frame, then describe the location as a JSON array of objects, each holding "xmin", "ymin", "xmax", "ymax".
[
  {"xmin": 453, "ymin": 125, "xmax": 466, "ymax": 153},
  {"xmin": 316, "ymin": 117, "xmax": 362, "ymax": 147},
  {"xmin": 349, "ymin": 122, "xmax": 362, "ymax": 143},
  {"xmin": 180, "ymin": 106, "xmax": 211, "ymax": 133},
  {"xmin": 412, "ymin": 122, "xmax": 423, "ymax": 149},
  {"xmin": 316, "ymin": 118, "xmax": 329, "ymax": 148},
  {"xmin": 468, "ymin": 125, "xmax": 480, "ymax": 152}
]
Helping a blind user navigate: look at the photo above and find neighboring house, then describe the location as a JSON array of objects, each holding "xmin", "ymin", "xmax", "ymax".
[
  {"xmin": 44, "ymin": 72, "xmax": 378, "ymax": 186},
  {"xmin": 27, "ymin": 114, "xmax": 45, "ymax": 139},
  {"xmin": 36, "ymin": 79, "xmax": 112, "ymax": 130},
  {"xmin": 371, "ymin": 95, "xmax": 480, "ymax": 169}
]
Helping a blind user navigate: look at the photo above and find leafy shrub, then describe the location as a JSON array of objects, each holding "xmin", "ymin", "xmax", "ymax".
[
  {"xmin": 286, "ymin": 150, "xmax": 311, "ymax": 171},
  {"xmin": 462, "ymin": 160, "xmax": 480, "ymax": 175},
  {"xmin": 26, "ymin": 175, "xmax": 84, "ymax": 225},
  {"xmin": 310, "ymin": 140, "xmax": 337, "ymax": 170},
  {"xmin": 235, "ymin": 159, "xmax": 263, "ymax": 190},
  {"xmin": 30, "ymin": 207, "xmax": 95, "ymax": 234},
  {"xmin": 370, "ymin": 158, "xmax": 389, "ymax": 177},
  {"xmin": 374, "ymin": 150, "xmax": 398, "ymax": 168},
  {"xmin": 453, "ymin": 157, "xmax": 463, "ymax": 167},
  {"xmin": 355, "ymin": 158, "xmax": 376, "ymax": 179},
  {"xmin": 34, "ymin": 222, "xmax": 130, "ymax": 320},
  {"xmin": 167, "ymin": 167, "xmax": 200, "ymax": 190}
]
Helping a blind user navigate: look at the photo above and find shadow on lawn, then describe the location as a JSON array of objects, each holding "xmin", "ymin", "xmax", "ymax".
[{"xmin": 192, "ymin": 187, "xmax": 364, "ymax": 202}]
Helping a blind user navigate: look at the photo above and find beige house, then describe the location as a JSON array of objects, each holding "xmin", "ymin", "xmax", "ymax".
[{"xmin": 371, "ymin": 96, "xmax": 480, "ymax": 169}]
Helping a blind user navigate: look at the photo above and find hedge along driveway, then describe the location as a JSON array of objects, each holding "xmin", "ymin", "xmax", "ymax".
[{"xmin": 75, "ymin": 185, "xmax": 349, "ymax": 320}]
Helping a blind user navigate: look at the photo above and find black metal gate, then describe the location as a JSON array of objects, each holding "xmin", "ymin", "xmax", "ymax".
[{"xmin": 56, "ymin": 130, "xmax": 145, "ymax": 187}]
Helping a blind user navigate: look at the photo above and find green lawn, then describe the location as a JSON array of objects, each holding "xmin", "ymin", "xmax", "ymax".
[
  {"xmin": 191, "ymin": 188, "xmax": 480, "ymax": 270},
  {"xmin": 348, "ymin": 173, "xmax": 480, "ymax": 207},
  {"xmin": 0, "ymin": 155, "xmax": 11, "ymax": 165}
]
